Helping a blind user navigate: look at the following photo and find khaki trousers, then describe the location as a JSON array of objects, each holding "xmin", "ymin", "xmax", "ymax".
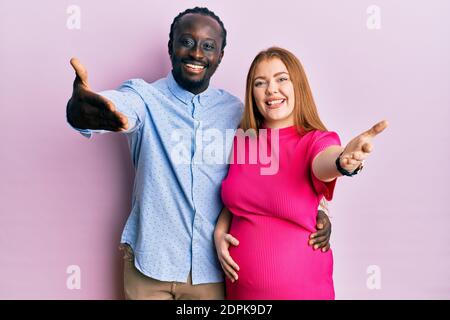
[{"xmin": 120, "ymin": 244, "xmax": 225, "ymax": 300}]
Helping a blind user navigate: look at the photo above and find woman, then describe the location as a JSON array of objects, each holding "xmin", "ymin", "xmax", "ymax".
[{"xmin": 214, "ymin": 47, "xmax": 388, "ymax": 299}]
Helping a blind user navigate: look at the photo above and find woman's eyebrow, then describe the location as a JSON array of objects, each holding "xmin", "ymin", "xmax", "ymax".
[
  {"xmin": 254, "ymin": 76, "xmax": 266, "ymax": 81},
  {"xmin": 254, "ymin": 71, "xmax": 289, "ymax": 81}
]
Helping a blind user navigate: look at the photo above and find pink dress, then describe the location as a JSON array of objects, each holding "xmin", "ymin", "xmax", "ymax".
[{"xmin": 221, "ymin": 126, "xmax": 341, "ymax": 300}]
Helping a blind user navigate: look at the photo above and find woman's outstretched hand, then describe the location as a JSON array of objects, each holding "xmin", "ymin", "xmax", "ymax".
[{"xmin": 339, "ymin": 120, "xmax": 389, "ymax": 173}]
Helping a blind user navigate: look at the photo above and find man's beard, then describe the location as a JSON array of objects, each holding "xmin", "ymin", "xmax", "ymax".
[{"xmin": 173, "ymin": 68, "xmax": 208, "ymax": 92}]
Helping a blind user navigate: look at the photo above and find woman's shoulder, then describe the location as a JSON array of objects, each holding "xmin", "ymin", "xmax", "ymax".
[
  {"xmin": 303, "ymin": 129, "xmax": 341, "ymax": 145},
  {"xmin": 302, "ymin": 129, "xmax": 335, "ymax": 138}
]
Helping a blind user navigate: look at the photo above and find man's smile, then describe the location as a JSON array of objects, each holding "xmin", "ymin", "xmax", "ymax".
[{"xmin": 183, "ymin": 61, "xmax": 207, "ymax": 74}]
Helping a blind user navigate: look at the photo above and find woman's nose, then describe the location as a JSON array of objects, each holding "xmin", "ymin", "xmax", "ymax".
[{"xmin": 266, "ymin": 81, "xmax": 279, "ymax": 95}]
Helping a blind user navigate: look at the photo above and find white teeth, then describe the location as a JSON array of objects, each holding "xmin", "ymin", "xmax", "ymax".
[
  {"xmin": 267, "ymin": 99, "xmax": 284, "ymax": 105},
  {"xmin": 186, "ymin": 63, "xmax": 205, "ymax": 70}
]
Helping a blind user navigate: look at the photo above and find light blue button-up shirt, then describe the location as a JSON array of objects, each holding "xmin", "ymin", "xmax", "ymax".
[{"xmin": 73, "ymin": 72, "xmax": 243, "ymax": 284}]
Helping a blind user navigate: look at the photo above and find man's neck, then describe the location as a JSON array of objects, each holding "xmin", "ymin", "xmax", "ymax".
[
  {"xmin": 187, "ymin": 85, "xmax": 208, "ymax": 95},
  {"xmin": 181, "ymin": 81, "xmax": 209, "ymax": 95},
  {"xmin": 172, "ymin": 72, "xmax": 209, "ymax": 95}
]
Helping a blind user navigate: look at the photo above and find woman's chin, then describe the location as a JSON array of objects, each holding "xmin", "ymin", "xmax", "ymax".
[{"xmin": 263, "ymin": 115, "xmax": 294, "ymax": 127}]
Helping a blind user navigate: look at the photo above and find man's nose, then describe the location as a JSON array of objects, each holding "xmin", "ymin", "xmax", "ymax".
[{"xmin": 189, "ymin": 44, "xmax": 204, "ymax": 60}]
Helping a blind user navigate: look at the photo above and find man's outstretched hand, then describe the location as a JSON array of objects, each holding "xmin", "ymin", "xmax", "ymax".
[{"xmin": 66, "ymin": 58, "xmax": 129, "ymax": 131}]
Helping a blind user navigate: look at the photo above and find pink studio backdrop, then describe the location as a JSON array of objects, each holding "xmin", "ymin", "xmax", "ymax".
[{"xmin": 1, "ymin": 0, "xmax": 449, "ymax": 299}]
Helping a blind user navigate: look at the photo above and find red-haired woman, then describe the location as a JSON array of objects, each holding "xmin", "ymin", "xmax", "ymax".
[{"xmin": 215, "ymin": 47, "xmax": 388, "ymax": 300}]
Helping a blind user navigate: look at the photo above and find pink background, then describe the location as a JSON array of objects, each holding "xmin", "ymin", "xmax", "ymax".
[{"xmin": 1, "ymin": 0, "xmax": 449, "ymax": 299}]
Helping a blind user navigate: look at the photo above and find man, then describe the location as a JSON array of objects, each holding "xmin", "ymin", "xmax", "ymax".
[{"xmin": 66, "ymin": 7, "xmax": 332, "ymax": 300}]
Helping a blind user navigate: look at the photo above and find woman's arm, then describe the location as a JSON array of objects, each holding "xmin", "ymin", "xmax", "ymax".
[
  {"xmin": 214, "ymin": 207, "xmax": 233, "ymax": 240},
  {"xmin": 312, "ymin": 120, "xmax": 388, "ymax": 183},
  {"xmin": 312, "ymin": 145, "xmax": 344, "ymax": 182},
  {"xmin": 214, "ymin": 207, "xmax": 240, "ymax": 282}
]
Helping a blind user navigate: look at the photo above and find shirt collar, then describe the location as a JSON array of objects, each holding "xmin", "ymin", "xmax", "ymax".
[{"xmin": 166, "ymin": 71, "xmax": 215, "ymax": 106}]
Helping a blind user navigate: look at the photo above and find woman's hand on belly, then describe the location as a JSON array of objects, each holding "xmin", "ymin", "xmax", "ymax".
[{"xmin": 214, "ymin": 232, "xmax": 240, "ymax": 282}]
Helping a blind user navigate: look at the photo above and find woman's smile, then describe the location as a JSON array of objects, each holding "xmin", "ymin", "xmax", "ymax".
[{"xmin": 265, "ymin": 98, "xmax": 286, "ymax": 109}]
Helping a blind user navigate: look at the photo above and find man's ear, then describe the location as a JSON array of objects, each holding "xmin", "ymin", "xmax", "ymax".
[
  {"xmin": 168, "ymin": 40, "xmax": 173, "ymax": 57},
  {"xmin": 218, "ymin": 50, "xmax": 224, "ymax": 64}
]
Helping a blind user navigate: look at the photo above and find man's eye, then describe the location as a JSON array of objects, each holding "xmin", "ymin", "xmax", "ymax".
[
  {"xmin": 203, "ymin": 43, "xmax": 215, "ymax": 50},
  {"xmin": 181, "ymin": 39, "xmax": 194, "ymax": 47}
]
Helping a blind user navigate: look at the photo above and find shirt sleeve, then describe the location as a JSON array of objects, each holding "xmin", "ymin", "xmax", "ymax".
[
  {"xmin": 69, "ymin": 79, "xmax": 147, "ymax": 139},
  {"xmin": 308, "ymin": 130, "xmax": 341, "ymax": 201}
]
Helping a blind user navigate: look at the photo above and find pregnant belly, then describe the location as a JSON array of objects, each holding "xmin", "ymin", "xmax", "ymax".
[{"xmin": 227, "ymin": 214, "xmax": 334, "ymax": 299}]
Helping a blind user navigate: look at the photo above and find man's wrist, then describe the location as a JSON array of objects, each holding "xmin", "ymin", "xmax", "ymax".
[{"xmin": 319, "ymin": 198, "xmax": 329, "ymax": 216}]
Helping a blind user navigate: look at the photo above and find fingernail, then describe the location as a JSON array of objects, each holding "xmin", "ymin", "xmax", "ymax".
[{"xmin": 314, "ymin": 245, "xmax": 318, "ymax": 250}]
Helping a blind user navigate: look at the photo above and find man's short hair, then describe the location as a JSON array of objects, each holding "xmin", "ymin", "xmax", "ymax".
[{"xmin": 168, "ymin": 7, "xmax": 227, "ymax": 55}]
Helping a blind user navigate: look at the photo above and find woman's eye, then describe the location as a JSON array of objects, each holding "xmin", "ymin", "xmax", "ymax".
[
  {"xmin": 278, "ymin": 77, "xmax": 288, "ymax": 82},
  {"xmin": 254, "ymin": 81, "xmax": 265, "ymax": 87}
]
